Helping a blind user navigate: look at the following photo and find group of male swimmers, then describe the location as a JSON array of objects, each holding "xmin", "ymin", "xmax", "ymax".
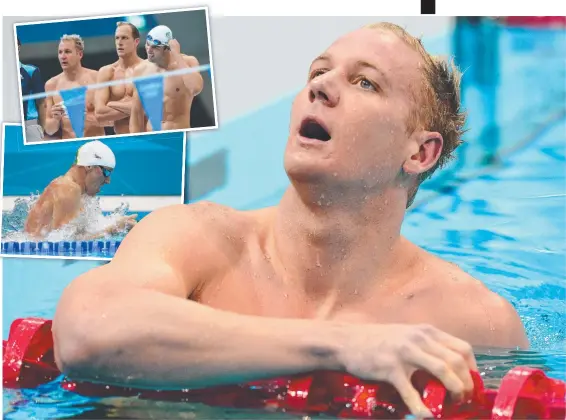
[{"xmin": 19, "ymin": 22, "xmax": 204, "ymax": 142}]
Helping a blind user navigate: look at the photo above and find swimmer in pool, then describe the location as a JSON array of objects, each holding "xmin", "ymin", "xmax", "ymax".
[
  {"xmin": 24, "ymin": 140, "xmax": 137, "ymax": 240},
  {"xmin": 44, "ymin": 35, "xmax": 107, "ymax": 140},
  {"xmin": 53, "ymin": 23, "xmax": 528, "ymax": 418},
  {"xmin": 129, "ymin": 25, "xmax": 204, "ymax": 132},
  {"xmin": 94, "ymin": 22, "xmax": 144, "ymax": 135}
]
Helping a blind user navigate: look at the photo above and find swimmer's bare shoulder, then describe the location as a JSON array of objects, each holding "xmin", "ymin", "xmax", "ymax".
[
  {"xmin": 133, "ymin": 60, "xmax": 156, "ymax": 76},
  {"xmin": 45, "ymin": 74, "xmax": 63, "ymax": 91},
  {"xmin": 68, "ymin": 201, "xmax": 252, "ymax": 297},
  {"xmin": 181, "ymin": 54, "xmax": 199, "ymax": 67},
  {"xmin": 97, "ymin": 63, "xmax": 116, "ymax": 78},
  {"xmin": 413, "ymin": 245, "xmax": 529, "ymax": 349}
]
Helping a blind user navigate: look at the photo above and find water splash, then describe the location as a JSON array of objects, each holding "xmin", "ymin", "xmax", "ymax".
[{"xmin": 2, "ymin": 194, "xmax": 132, "ymax": 242}]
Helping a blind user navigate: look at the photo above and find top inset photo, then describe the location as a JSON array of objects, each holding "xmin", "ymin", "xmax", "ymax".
[{"xmin": 14, "ymin": 7, "xmax": 217, "ymax": 145}]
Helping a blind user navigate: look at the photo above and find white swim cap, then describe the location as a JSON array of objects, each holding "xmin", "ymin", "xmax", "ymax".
[
  {"xmin": 75, "ymin": 140, "xmax": 116, "ymax": 169},
  {"xmin": 147, "ymin": 25, "xmax": 173, "ymax": 47}
]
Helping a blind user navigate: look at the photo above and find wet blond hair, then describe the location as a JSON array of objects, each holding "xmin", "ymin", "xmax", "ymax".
[
  {"xmin": 59, "ymin": 34, "xmax": 85, "ymax": 53},
  {"xmin": 364, "ymin": 22, "xmax": 467, "ymax": 208}
]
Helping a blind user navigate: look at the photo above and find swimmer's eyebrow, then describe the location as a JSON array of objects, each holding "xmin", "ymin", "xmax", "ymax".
[
  {"xmin": 311, "ymin": 54, "xmax": 330, "ymax": 66},
  {"xmin": 354, "ymin": 60, "xmax": 391, "ymax": 88},
  {"xmin": 311, "ymin": 55, "xmax": 390, "ymax": 87}
]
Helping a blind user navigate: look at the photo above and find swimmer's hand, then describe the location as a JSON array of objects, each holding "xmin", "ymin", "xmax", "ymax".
[
  {"xmin": 168, "ymin": 39, "xmax": 181, "ymax": 54},
  {"xmin": 50, "ymin": 103, "xmax": 66, "ymax": 120},
  {"xmin": 337, "ymin": 323, "xmax": 477, "ymax": 418},
  {"xmin": 105, "ymin": 214, "xmax": 138, "ymax": 235}
]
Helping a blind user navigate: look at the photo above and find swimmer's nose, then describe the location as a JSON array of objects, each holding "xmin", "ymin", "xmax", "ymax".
[{"xmin": 308, "ymin": 75, "xmax": 340, "ymax": 108}]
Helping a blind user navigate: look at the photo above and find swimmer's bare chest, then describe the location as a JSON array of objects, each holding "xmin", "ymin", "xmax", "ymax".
[
  {"xmin": 109, "ymin": 67, "xmax": 135, "ymax": 100},
  {"xmin": 54, "ymin": 76, "xmax": 102, "ymax": 138},
  {"xmin": 143, "ymin": 64, "xmax": 192, "ymax": 121},
  {"xmin": 191, "ymin": 243, "xmax": 435, "ymax": 326}
]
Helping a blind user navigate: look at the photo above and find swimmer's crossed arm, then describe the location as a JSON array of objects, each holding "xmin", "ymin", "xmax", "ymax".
[
  {"xmin": 94, "ymin": 66, "xmax": 131, "ymax": 125},
  {"xmin": 54, "ymin": 202, "xmax": 476, "ymax": 418}
]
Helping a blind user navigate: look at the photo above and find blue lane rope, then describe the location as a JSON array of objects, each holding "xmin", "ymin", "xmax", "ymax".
[{"xmin": 1, "ymin": 240, "xmax": 121, "ymax": 257}]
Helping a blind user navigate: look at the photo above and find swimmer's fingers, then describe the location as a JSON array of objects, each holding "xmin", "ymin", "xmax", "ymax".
[
  {"xmin": 433, "ymin": 329, "xmax": 478, "ymax": 372},
  {"xmin": 389, "ymin": 372, "xmax": 433, "ymax": 418},
  {"xmin": 408, "ymin": 346, "xmax": 470, "ymax": 404}
]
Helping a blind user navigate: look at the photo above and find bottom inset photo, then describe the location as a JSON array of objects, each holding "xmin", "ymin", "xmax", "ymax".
[{"xmin": 0, "ymin": 123, "xmax": 186, "ymax": 260}]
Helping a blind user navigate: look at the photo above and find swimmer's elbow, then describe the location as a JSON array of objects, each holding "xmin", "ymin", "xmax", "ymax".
[{"xmin": 52, "ymin": 311, "xmax": 100, "ymax": 378}]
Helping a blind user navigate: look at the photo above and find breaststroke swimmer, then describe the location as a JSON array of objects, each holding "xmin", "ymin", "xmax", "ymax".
[
  {"xmin": 44, "ymin": 35, "xmax": 106, "ymax": 140},
  {"xmin": 53, "ymin": 23, "xmax": 529, "ymax": 418},
  {"xmin": 94, "ymin": 22, "xmax": 144, "ymax": 135},
  {"xmin": 129, "ymin": 25, "xmax": 204, "ymax": 133},
  {"xmin": 24, "ymin": 140, "xmax": 137, "ymax": 240}
]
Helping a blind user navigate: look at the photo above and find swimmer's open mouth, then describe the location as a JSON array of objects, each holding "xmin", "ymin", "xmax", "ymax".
[{"xmin": 299, "ymin": 118, "xmax": 331, "ymax": 142}]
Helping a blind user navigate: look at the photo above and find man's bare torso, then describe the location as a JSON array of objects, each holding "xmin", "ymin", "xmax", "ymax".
[
  {"xmin": 136, "ymin": 60, "xmax": 194, "ymax": 130},
  {"xmin": 176, "ymin": 203, "xmax": 503, "ymax": 346},
  {"xmin": 47, "ymin": 69, "xmax": 104, "ymax": 139}
]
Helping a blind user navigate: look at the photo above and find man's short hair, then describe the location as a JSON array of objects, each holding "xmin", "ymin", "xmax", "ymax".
[
  {"xmin": 116, "ymin": 21, "xmax": 141, "ymax": 40},
  {"xmin": 365, "ymin": 22, "xmax": 467, "ymax": 208},
  {"xmin": 60, "ymin": 34, "xmax": 85, "ymax": 53}
]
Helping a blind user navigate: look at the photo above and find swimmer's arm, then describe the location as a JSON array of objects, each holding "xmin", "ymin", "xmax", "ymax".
[
  {"xmin": 94, "ymin": 67, "xmax": 129, "ymax": 124},
  {"xmin": 179, "ymin": 55, "xmax": 204, "ymax": 96},
  {"xmin": 107, "ymin": 98, "xmax": 133, "ymax": 115},
  {"xmin": 53, "ymin": 203, "xmax": 342, "ymax": 390},
  {"xmin": 36, "ymin": 98, "xmax": 46, "ymax": 128},
  {"xmin": 43, "ymin": 79, "xmax": 61, "ymax": 136}
]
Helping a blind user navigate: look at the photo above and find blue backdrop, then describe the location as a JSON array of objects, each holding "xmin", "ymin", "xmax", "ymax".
[{"xmin": 2, "ymin": 125, "xmax": 185, "ymax": 196}]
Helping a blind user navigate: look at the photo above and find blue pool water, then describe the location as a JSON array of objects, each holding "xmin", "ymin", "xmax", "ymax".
[
  {"xmin": 3, "ymin": 20, "xmax": 566, "ymax": 420},
  {"xmin": 3, "ymin": 116, "xmax": 565, "ymax": 419}
]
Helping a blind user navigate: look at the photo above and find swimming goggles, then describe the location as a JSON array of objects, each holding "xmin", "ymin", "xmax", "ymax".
[
  {"xmin": 146, "ymin": 34, "xmax": 169, "ymax": 48},
  {"xmin": 99, "ymin": 166, "xmax": 112, "ymax": 178}
]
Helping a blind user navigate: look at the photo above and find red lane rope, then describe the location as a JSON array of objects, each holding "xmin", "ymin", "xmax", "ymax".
[{"xmin": 4, "ymin": 318, "xmax": 565, "ymax": 419}]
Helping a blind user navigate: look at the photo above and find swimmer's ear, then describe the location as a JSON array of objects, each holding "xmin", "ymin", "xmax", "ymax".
[{"xmin": 402, "ymin": 131, "xmax": 443, "ymax": 175}]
